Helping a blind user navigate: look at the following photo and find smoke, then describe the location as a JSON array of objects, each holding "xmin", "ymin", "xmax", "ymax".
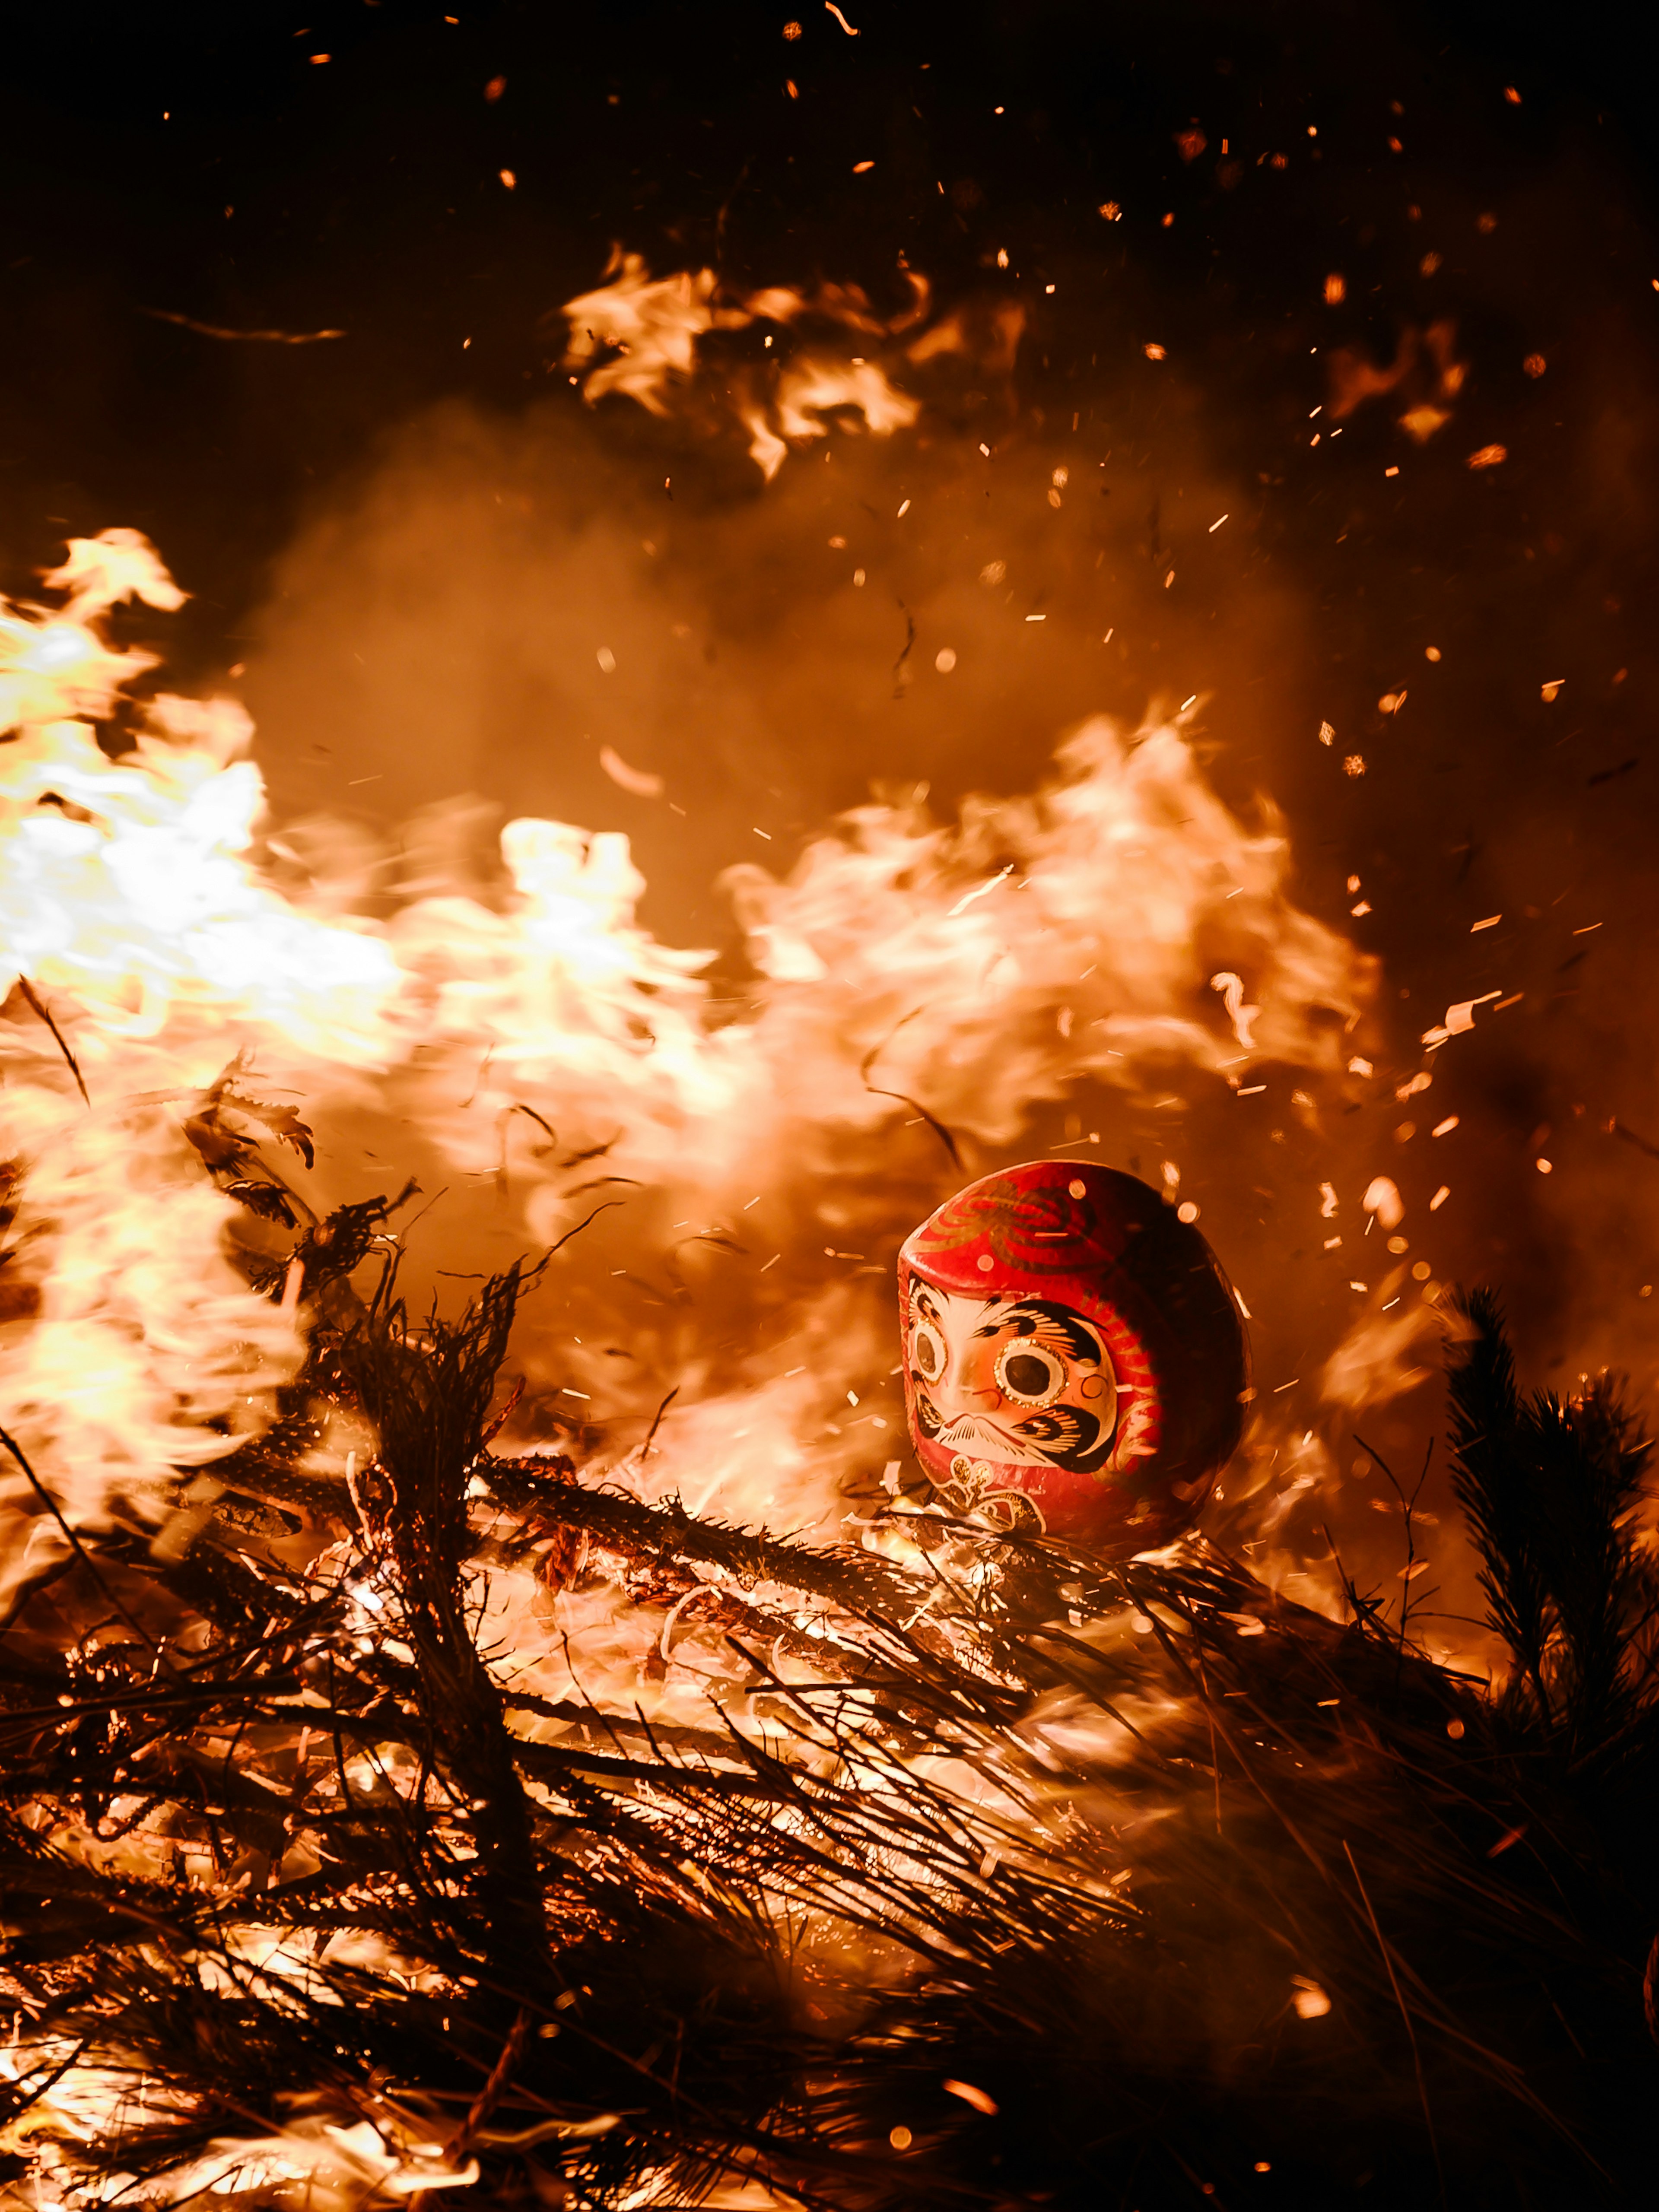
[
  {"xmin": 227, "ymin": 279, "xmax": 1459, "ymax": 1622},
  {"xmin": 13, "ymin": 149, "xmax": 1659, "ymax": 1658}
]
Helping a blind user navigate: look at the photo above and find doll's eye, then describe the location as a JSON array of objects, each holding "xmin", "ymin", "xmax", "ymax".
[
  {"xmin": 995, "ymin": 1342, "xmax": 1067, "ymax": 1407},
  {"xmin": 911, "ymin": 1321, "xmax": 946, "ymax": 1382}
]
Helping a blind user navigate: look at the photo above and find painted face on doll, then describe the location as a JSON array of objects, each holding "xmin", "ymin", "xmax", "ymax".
[
  {"xmin": 905, "ymin": 1280, "xmax": 1119, "ymax": 1476},
  {"xmin": 896, "ymin": 1161, "xmax": 1250, "ymax": 1552}
]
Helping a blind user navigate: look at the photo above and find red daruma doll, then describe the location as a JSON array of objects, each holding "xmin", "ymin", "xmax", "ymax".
[{"xmin": 897, "ymin": 1160, "xmax": 1249, "ymax": 1552}]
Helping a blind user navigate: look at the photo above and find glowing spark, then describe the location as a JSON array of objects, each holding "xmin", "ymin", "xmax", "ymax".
[
  {"xmin": 947, "ymin": 864, "xmax": 1013, "ymax": 917},
  {"xmin": 143, "ymin": 308, "xmax": 345, "ymax": 344},
  {"xmin": 598, "ymin": 746, "xmax": 664, "ymax": 798},
  {"xmin": 824, "ymin": 0, "xmax": 859, "ymax": 30},
  {"xmin": 943, "ymin": 2080, "xmax": 999, "ymax": 2115}
]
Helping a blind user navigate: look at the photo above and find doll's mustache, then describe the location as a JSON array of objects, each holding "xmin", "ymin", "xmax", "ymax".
[{"xmin": 915, "ymin": 1391, "xmax": 1107, "ymax": 1469}]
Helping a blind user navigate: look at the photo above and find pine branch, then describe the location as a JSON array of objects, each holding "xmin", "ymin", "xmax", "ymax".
[{"xmin": 1443, "ymin": 1288, "xmax": 1555, "ymax": 1719}]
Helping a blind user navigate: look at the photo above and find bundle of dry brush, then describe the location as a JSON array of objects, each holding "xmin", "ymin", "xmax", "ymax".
[{"xmin": 1, "ymin": 1138, "xmax": 1657, "ymax": 2210}]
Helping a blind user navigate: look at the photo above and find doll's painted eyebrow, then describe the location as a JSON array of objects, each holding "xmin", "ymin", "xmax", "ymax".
[
  {"xmin": 973, "ymin": 1299, "xmax": 1101, "ymax": 1360},
  {"xmin": 972, "ymin": 1299, "xmax": 1046, "ymax": 1336}
]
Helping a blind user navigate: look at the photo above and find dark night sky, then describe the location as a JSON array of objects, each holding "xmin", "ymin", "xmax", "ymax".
[{"xmin": 2, "ymin": 0, "xmax": 1655, "ymax": 628}]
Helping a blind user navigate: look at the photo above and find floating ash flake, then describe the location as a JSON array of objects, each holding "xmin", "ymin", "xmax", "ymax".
[
  {"xmin": 598, "ymin": 745, "xmax": 664, "ymax": 798},
  {"xmin": 1423, "ymin": 990, "xmax": 1501, "ymax": 1043},
  {"xmin": 943, "ymin": 2079, "xmax": 1000, "ymax": 2115},
  {"xmin": 1471, "ymin": 914, "xmax": 1501, "ymax": 931},
  {"xmin": 1431, "ymin": 1185, "xmax": 1451, "ymax": 1209},
  {"xmin": 1468, "ymin": 444, "xmax": 1508, "ymax": 469},
  {"xmin": 143, "ymin": 307, "xmax": 346, "ymax": 345},
  {"xmin": 1343, "ymin": 754, "xmax": 1366, "ymax": 776},
  {"xmin": 1541, "ymin": 679, "xmax": 1565, "ymax": 701},
  {"xmin": 1144, "ymin": 343, "xmax": 1167, "ymax": 360}
]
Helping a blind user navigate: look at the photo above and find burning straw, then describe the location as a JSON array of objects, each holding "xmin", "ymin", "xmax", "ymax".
[{"xmin": 0, "ymin": 1187, "xmax": 1655, "ymax": 2207}]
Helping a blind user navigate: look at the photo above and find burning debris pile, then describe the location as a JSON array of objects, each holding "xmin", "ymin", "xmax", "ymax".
[
  {"xmin": 0, "ymin": 1244, "xmax": 1656, "ymax": 2210},
  {"xmin": 0, "ymin": 535, "xmax": 1656, "ymax": 2208}
]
